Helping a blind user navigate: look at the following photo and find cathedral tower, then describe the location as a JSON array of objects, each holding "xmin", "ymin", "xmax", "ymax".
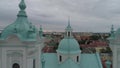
[{"xmin": 0, "ymin": 0, "xmax": 43, "ymax": 68}]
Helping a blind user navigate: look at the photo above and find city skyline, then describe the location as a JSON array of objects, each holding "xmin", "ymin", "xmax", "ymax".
[{"xmin": 0, "ymin": 0, "xmax": 120, "ymax": 32}]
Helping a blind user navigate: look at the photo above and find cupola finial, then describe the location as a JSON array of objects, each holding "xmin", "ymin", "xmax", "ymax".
[
  {"xmin": 39, "ymin": 25, "xmax": 43, "ymax": 38},
  {"xmin": 40, "ymin": 25, "xmax": 43, "ymax": 31},
  {"xmin": 68, "ymin": 16, "xmax": 70, "ymax": 27},
  {"xmin": 66, "ymin": 16, "xmax": 72, "ymax": 29},
  {"xmin": 17, "ymin": 0, "xmax": 27, "ymax": 17},
  {"xmin": 65, "ymin": 17, "xmax": 73, "ymax": 38},
  {"xmin": 19, "ymin": 0, "xmax": 26, "ymax": 10}
]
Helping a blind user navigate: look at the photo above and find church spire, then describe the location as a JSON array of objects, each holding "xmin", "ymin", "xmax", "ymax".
[
  {"xmin": 110, "ymin": 25, "xmax": 115, "ymax": 38},
  {"xmin": 65, "ymin": 17, "xmax": 73, "ymax": 38},
  {"xmin": 67, "ymin": 17, "xmax": 70, "ymax": 28},
  {"xmin": 111, "ymin": 25, "xmax": 114, "ymax": 34},
  {"xmin": 17, "ymin": 0, "xmax": 27, "ymax": 17},
  {"xmin": 39, "ymin": 25, "xmax": 43, "ymax": 38}
]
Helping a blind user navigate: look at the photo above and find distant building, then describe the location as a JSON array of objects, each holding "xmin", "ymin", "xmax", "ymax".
[{"xmin": 108, "ymin": 25, "xmax": 120, "ymax": 68}]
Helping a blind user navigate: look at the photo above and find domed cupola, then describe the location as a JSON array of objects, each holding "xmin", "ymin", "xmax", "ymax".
[
  {"xmin": 56, "ymin": 19, "xmax": 81, "ymax": 63},
  {"xmin": 57, "ymin": 19, "xmax": 80, "ymax": 54},
  {"xmin": 57, "ymin": 38, "xmax": 81, "ymax": 54},
  {"xmin": 0, "ymin": 0, "xmax": 38, "ymax": 41}
]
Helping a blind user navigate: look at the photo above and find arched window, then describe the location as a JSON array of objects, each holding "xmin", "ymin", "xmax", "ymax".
[
  {"xmin": 59, "ymin": 55, "xmax": 62, "ymax": 62},
  {"xmin": 33, "ymin": 59, "xmax": 35, "ymax": 68},
  {"xmin": 12, "ymin": 63, "xmax": 20, "ymax": 68},
  {"xmin": 77, "ymin": 56, "xmax": 79, "ymax": 62},
  {"xmin": 68, "ymin": 32, "xmax": 70, "ymax": 37}
]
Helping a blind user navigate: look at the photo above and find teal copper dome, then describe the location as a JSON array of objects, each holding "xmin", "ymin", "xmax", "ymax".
[
  {"xmin": 57, "ymin": 20, "xmax": 81, "ymax": 54},
  {"xmin": 0, "ymin": 0, "xmax": 37, "ymax": 41},
  {"xmin": 57, "ymin": 38, "xmax": 80, "ymax": 54}
]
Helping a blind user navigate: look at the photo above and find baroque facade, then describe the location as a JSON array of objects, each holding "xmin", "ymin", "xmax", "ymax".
[{"xmin": 0, "ymin": 0, "xmax": 44, "ymax": 68}]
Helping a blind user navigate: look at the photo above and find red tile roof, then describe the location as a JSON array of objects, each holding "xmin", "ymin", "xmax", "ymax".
[
  {"xmin": 42, "ymin": 45, "xmax": 56, "ymax": 53},
  {"xmin": 81, "ymin": 41, "xmax": 108, "ymax": 48}
]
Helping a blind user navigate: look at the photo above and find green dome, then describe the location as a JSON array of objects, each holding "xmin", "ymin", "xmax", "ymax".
[
  {"xmin": 57, "ymin": 38, "xmax": 81, "ymax": 54},
  {"xmin": 1, "ymin": 18, "xmax": 37, "ymax": 41},
  {"xmin": 0, "ymin": 0, "xmax": 38, "ymax": 41},
  {"xmin": 57, "ymin": 19, "xmax": 81, "ymax": 54}
]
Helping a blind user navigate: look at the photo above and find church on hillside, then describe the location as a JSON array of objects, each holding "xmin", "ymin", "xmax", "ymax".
[{"xmin": 0, "ymin": 0, "xmax": 107, "ymax": 68}]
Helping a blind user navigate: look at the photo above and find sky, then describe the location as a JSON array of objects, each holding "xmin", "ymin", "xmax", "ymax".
[{"xmin": 0, "ymin": 0, "xmax": 120, "ymax": 32}]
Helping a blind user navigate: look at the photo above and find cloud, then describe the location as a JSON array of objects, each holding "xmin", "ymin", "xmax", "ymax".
[{"xmin": 0, "ymin": 0, "xmax": 120, "ymax": 32}]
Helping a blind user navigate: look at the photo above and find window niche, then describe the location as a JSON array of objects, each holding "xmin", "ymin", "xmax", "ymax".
[
  {"xmin": 77, "ymin": 56, "xmax": 79, "ymax": 62},
  {"xmin": 68, "ymin": 32, "xmax": 70, "ymax": 37},
  {"xmin": 33, "ymin": 59, "xmax": 35, "ymax": 68},
  {"xmin": 59, "ymin": 55, "xmax": 62, "ymax": 62}
]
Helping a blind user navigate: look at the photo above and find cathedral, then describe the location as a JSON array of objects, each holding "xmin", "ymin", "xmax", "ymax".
[{"xmin": 0, "ymin": 0, "xmax": 106, "ymax": 68}]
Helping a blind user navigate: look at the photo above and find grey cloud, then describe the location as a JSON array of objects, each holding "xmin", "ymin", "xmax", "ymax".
[{"xmin": 1, "ymin": 0, "xmax": 120, "ymax": 32}]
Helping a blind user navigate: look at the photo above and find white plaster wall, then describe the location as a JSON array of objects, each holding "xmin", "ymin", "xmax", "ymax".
[
  {"xmin": 71, "ymin": 54, "xmax": 80, "ymax": 63},
  {"xmin": 1, "ymin": 47, "xmax": 27, "ymax": 68},
  {"xmin": 2, "ymin": 47, "xmax": 7, "ymax": 68},
  {"xmin": 35, "ymin": 44, "xmax": 42, "ymax": 68},
  {"xmin": 113, "ymin": 46, "xmax": 117, "ymax": 68},
  {"xmin": 27, "ymin": 58, "xmax": 33, "ymax": 68},
  {"xmin": 112, "ymin": 45, "xmax": 120, "ymax": 68},
  {"xmin": 57, "ymin": 53, "xmax": 68, "ymax": 63},
  {"xmin": 0, "ymin": 35, "xmax": 24, "ymax": 46},
  {"xmin": 57, "ymin": 53, "xmax": 80, "ymax": 63},
  {"xmin": 0, "ymin": 48, "xmax": 1, "ymax": 68},
  {"xmin": 117, "ymin": 47, "xmax": 120, "ymax": 68},
  {"xmin": 0, "ymin": 34, "xmax": 42, "ymax": 68}
]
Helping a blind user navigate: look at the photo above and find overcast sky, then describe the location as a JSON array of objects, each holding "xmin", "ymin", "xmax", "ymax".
[{"xmin": 0, "ymin": 0, "xmax": 120, "ymax": 32}]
